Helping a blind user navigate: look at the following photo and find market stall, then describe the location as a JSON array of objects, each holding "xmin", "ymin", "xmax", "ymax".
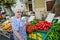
[
  {"xmin": 0, "ymin": 19, "xmax": 13, "ymax": 40},
  {"xmin": 0, "ymin": 12, "xmax": 60, "ymax": 40},
  {"xmin": 26, "ymin": 13, "xmax": 60, "ymax": 40}
]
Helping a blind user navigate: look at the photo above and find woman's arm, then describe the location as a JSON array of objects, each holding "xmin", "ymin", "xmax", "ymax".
[{"xmin": 13, "ymin": 30, "xmax": 23, "ymax": 40}]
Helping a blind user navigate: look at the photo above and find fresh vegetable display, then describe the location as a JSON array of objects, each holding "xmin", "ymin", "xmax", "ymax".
[
  {"xmin": 26, "ymin": 20, "xmax": 52, "ymax": 33},
  {"xmin": 37, "ymin": 33, "xmax": 42, "ymax": 40},
  {"xmin": 46, "ymin": 22, "xmax": 60, "ymax": 40},
  {"xmin": 30, "ymin": 19, "xmax": 40, "ymax": 25},
  {"xmin": 53, "ymin": 23, "xmax": 60, "ymax": 30},
  {"xmin": 26, "ymin": 19, "xmax": 40, "ymax": 33},
  {"xmin": 37, "ymin": 33, "xmax": 42, "ymax": 37},
  {"xmin": 38, "ymin": 37, "xmax": 42, "ymax": 40},
  {"xmin": 34, "ymin": 21, "xmax": 52, "ymax": 31},
  {"xmin": 26, "ymin": 24, "xmax": 35, "ymax": 33},
  {"xmin": 29, "ymin": 33, "xmax": 36, "ymax": 39},
  {"xmin": 28, "ymin": 32, "xmax": 42, "ymax": 40},
  {"xmin": 46, "ymin": 30, "xmax": 60, "ymax": 40}
]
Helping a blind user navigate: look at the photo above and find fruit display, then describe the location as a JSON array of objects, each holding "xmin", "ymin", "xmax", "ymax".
[
  {"xmin": 34, "ymin": 21, "xmax": 52, "ymax": 31},
  {"xmin": 0, "ymin": 19, "xmax": 12, "ymax": 31},
  {"xmin": 2, "ymin": 23, "xmax": 12, "ymax": 31}
]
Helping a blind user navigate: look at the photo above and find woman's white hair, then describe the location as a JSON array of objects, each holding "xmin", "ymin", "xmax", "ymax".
[{"xmin": 13, "ymin": 3, "xmax": 25, "ymax": 14}]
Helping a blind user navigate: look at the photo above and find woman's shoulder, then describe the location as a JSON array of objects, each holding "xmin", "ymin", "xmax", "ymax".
[{"xmin": 20, "ymin": 18, "xmax": 26, "ymax": 23}]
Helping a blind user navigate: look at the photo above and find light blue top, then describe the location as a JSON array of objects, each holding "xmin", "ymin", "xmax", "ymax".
[{"xmin": 11, "ymin": 16, "xmax": 27, "ymax": 40}]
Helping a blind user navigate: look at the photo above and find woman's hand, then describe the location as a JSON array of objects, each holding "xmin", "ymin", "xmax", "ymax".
[
  {"xmin": 19, "ymin": 37, "xmax": 23, "ymax": 40},
  {"xmin": 19, "ymin": 38, "xmax": 23, "ymax": 40},
  {"xmin": 13, "ymin": 30, "xmax": 23, "ymax": 40}
]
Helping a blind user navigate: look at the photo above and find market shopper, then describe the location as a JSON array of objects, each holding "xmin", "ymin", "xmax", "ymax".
[{"xmin": 11, "ymin": 5, "xmax": 27, "ymax": 40}]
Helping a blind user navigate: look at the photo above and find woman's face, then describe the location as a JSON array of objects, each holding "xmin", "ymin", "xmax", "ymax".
[{"xmin": 15, "ymin": 9, "xmax": 22, "ymax": 18}]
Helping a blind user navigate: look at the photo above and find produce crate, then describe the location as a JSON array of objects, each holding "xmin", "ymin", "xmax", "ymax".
[
  {"xmin": 27, "ymin": 26, "xmax": 54, "ymax": 40},
  {"xmin": 0, "ymin": 31, "xmax": 14, "ymax": 40}
]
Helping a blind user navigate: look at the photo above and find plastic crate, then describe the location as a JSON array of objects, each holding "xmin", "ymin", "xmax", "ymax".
[
  {"xmin": 27, "ymin": 26, "xmax": 54, "ymax": 40},
  {"xmin": 27, "ymin": 38, "xmax": 35, "ymax": 40},
  {"xmin": 0, "ymin": 31, "xmax": 14, "ymax": 40}
]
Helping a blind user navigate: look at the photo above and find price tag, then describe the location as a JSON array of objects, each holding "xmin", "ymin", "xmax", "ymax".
[{"xmin": 45, "ymin": 13, "xmax": 55, "ymax": 22}]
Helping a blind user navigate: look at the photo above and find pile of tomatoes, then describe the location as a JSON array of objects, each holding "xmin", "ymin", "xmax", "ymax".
[
  {"xmin": 26, "ymin": 21, "xmax": 52, "ymax": 33},
  {"xmin": 34, "ymin": 21, "xmax": 52, "ymax": 31}
]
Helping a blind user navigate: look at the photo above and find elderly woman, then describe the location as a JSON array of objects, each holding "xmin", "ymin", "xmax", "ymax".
[{"xmin": 11, "ymin": 5, "xmax": 27, "ymax": 40}]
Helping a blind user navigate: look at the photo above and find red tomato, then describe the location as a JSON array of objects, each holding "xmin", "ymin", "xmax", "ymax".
[
  {"xmin": 34, "ymin": 26, "xmax": 38, "ymax": 30},
  {"xmin": 36, "ymin": 23, "xmax": 40, "ymax": 27},
  {"xmin": 26, "ymin": 26, "xmax": 34, "ymax": 33},
  {"xmin": 45, "ymin": 27, "xmax": 49, "ymax": 31}
]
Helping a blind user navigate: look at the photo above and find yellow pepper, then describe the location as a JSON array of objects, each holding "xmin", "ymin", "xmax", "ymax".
[
  {"xmin": 29, "ymin": 33, "xmax": 42, "ymax": 40},
  {"xmin": 29, "ymin": 33, "xmax": 36, "ymax": 39},
  {"xmin": 32, "ymin": 33, "xmax": 36, "ymax": 39},
  {"xmin": 38, "ymin": 37, "xmax": 42, "ymax": 40}
]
